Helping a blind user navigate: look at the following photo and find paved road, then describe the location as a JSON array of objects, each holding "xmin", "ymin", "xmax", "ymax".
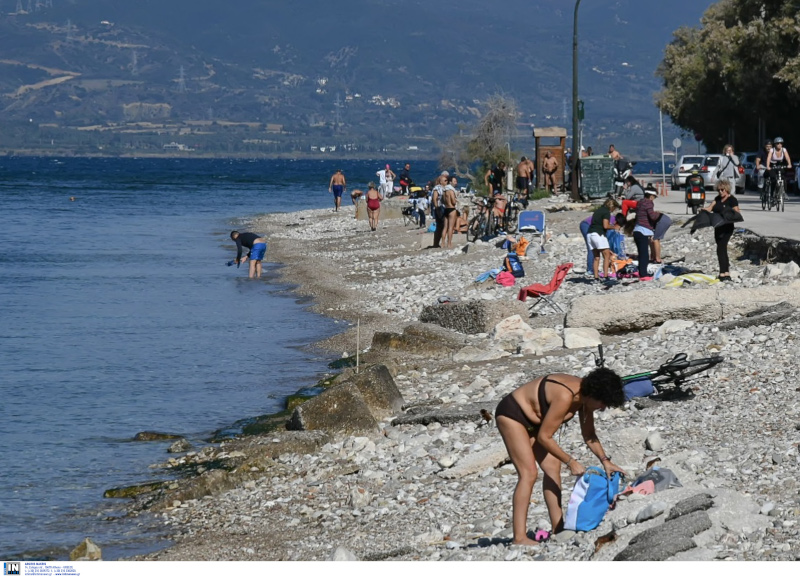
[{"xmin": 638, "ymin": 177, "xmax": 800, "ymax": 242}]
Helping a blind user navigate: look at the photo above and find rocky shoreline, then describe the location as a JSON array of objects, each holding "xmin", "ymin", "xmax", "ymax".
[{"xmin": 126, "ymin": 195, "xmax": 800, "ymax": 561}]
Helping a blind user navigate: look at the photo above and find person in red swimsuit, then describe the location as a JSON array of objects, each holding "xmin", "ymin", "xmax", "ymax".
[
  {"xmin": 495, "ymin": 368, "xmax": 627, "ymax": 545},
  {"xmin": 365, "ymin": 182, "xmax": 383, "ymax": 231}
]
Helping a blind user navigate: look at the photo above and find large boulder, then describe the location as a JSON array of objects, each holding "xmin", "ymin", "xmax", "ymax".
[
  {"xmin": 567, "ymin": 282, "xmax": 800, "ymax": 333},
  {"xmin": 287, "ymin": 365, "xmax": 403, "ymax": 434},
  {"xmin": 491, "ymin": 314, "xmax": 536, "ymax": 351},
  {"xmin": 567, "ymin": 290, "xmax": 721, "ymax": 333},
  {"xmin": 563, "ymin": 327, "xmax": 602, "ymax": 349},
  {"xmin": 519, "ymin": 328, "xmax": 563, "ymax": 356},
  {"xmin": 287, "ymin": 383, "xmax": 379, "ymax": 435},
  {"xmin": 420, "ymin": 299, "xmax": 529, "ymax": 334},
  {"xmin": 371, "ymin": 322, "xmax": 468, "ymax": 357},
  {"xmin": 345, "ymin": 364, "xmax": 404, "ymax": 420}
]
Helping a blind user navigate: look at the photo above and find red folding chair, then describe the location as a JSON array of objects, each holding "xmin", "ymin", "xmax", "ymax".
[{"xmin": 517, "ymin": 262, "xmax": 574, "ymax": 313}]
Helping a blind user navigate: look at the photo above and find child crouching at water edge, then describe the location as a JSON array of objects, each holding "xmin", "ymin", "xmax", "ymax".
[{"xmin": 495, "ymin": 367, "xmax": 627, "ymax": 545}]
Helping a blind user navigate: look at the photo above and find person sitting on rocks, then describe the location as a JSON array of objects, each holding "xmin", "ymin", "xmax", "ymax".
[{"xmin": 495, "ymin": 368, "xmax": 628, "ymax": 545}]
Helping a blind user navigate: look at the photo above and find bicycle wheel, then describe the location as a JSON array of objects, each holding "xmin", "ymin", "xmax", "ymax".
[
  {"xmin": 468, "ymin": 213, "xmax": 486, "ymax": 242},
  {"xmin": 761, "ymin": 189, "xmax": 767, "ymax": 210},
  {"xmin": 779, "ymin": 183, "xmax": 785, "ymax": 212},
  {"xmin": 505, "ymin": 203, "xmax": 519, "ymax": 233},
  {"xmin": 650, "ymin": 355, "xmax": 724, "ymax": 388}
]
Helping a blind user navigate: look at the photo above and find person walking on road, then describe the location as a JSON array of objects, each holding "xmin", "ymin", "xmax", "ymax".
[{"xmin": 716, "ymin": 144, "xmax": 741, "ymax": 195}]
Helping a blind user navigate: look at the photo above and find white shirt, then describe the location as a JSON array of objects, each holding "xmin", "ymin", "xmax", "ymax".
[{"xmin": 376, "ymin": 170, "xmax": 387, "ymax": 184}]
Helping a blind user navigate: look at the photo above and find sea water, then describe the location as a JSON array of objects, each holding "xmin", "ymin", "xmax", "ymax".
[{"xmin": 0, "ymin": 157, "xmax": 436, "ymax": 560}]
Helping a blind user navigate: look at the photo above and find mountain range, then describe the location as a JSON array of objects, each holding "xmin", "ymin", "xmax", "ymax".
[{"xmin": 0, "ymin": 0, "xmax": 714, "ymax": 158}]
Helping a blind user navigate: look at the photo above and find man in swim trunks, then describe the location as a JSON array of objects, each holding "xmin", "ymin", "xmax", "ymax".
[
  {"xmin": 328, "ymin": 169, "xmax": 346, "ymax": 212},
  {"xmin": 516, "ymin": 156, "xmax": 532, "ymax": 201},
  {"xmin": 495, "ymin": 368, "xmax": 627, "ymax": 545},
  {"xmin": 230, "ymin": 230, "xmax": 267, "ymax": 279},
  {"xmin": 542, "ymin": 151, "xmax": 559, "ymax": 195}
]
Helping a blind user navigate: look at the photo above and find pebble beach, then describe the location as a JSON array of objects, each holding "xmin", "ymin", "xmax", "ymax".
[{"xmin": 132, "ymin": 194, "xmax": 800, "ymax": 562}]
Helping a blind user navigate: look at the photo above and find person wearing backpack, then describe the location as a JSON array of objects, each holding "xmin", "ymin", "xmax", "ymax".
[{"xmin": 495, "ymin": 368, "xmax": 627, "ymax": 545}]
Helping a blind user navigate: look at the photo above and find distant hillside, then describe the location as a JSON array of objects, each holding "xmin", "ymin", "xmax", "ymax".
[{"xmin": 0, "ymin": 0, "xmax": 712, "ymax": 158}]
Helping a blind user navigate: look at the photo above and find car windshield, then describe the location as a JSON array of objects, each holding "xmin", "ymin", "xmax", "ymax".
[
  {"xmin": 681, "ymin": 156, "xmax": 704, "ymax": 166},
  {"xmin": 704, "ymin": 157, "xmax": 720, "ymax": 166}
]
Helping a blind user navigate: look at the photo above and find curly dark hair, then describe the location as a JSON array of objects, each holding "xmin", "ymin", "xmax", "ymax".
[{"xmin": 580, "ymin": 367, "xmax": 625, "ymax": 408}]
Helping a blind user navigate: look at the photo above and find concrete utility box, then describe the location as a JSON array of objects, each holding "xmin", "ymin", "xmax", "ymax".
[{"xmin": 533, "ymin": 127, "xmax": 567, "ymax": 193}]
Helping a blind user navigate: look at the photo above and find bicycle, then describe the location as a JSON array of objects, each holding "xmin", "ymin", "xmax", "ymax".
[
  {"xmin": 502, "ymin": 193, "xmax": 525, "ymax": 233},
  {"xmin": 772, "ymin": 166, "xmax": 787, "ymax": 212},
  {"xmin": 467, "ymin": 197, "xmax": 501, "ymax": 242},
  {"xmin": 593, "ymin": 344, "xmax": 724, "ymax": 400}
]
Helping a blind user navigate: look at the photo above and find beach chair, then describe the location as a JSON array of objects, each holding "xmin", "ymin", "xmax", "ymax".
[
  {"xmin": 517, "ymin": 210, "xmax": 547, "ymax": 252},
  {"xmin": 517, "ymin": 262, "xmax": 574, "ymax": 313}
]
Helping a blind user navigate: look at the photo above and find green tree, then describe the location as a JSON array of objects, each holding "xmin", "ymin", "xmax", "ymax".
[
  {"xmin": 439, "ymin": 94, "xmax": 518, "ymax": 189},
  {"xmin": 656, "ymin": 0, "xmax": 800, "ymax": 151}
]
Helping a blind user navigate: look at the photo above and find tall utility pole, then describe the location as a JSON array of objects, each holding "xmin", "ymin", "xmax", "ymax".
[
  {"xmin": 571, "ymin": 0, "xmax": 583, "ymax": 201},
  {"xmin": 130, "ymin": 50, "xmax": 138, "ymax": 76}
]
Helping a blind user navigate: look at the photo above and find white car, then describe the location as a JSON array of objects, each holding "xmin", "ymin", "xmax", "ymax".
[
  {"xmin": 670, "ymin": 155, "xmax": 707, "ymax": 190},
  {"xmin": 739, "ymin": 152, "xmax": 759, "ymax": 190},
  {"xmin": 699, "ymin": 154, "xmax": 746, "ymax": 194}
]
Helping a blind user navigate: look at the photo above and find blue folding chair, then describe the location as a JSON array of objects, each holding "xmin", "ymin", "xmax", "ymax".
[{"xmin": 518, "ymin": 210, "xmax": 547, "ymax": 253}]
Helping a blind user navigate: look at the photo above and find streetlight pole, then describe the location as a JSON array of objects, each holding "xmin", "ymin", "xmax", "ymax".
[{"xmin": 571, "ymin": 0, "xmax": 583, "ymax": 201}]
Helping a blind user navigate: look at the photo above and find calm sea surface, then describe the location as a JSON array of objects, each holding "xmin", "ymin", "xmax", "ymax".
[{"xmin": 0, "ymin": 157, "xmax": 438, "ymax": 560}]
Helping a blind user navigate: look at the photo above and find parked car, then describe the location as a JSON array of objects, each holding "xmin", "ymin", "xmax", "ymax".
[
  {"xmin": 739, "ymin": 151, "xmax": 759, "ymax": 190},
  {"xmin": 788, "ymin": 161, "xmax": 799, "ymax": 194},
  {"xmin": 670, "ymin": 155, "xmax": 707, "ymax": 190},
  {"xmin": 699, "ymin": 154, "xmax": 746, "ymax": 194}
]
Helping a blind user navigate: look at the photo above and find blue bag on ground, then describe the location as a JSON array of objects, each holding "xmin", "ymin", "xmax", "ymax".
[
  {"xmin": 503, "ymin": 253, "xmax": 525, "ymax": 278},
  {"xmin": 564, "ymin": 466, "xmax": 621, "ymax": 531},
  {"xmin": 623, "ymin": 377, "xmax": 655, "ymax": 401}
]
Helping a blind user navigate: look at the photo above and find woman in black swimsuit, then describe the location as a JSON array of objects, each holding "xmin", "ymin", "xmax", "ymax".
[{"xmin": 495, "ymin": 368, "xmax": 626, "ymax": 545}]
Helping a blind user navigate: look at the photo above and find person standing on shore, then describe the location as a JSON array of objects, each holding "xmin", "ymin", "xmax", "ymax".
[
  {"xmin": 516, "ymin": 157, "xmax": 532, "ymax": 201},
  {"xmin": 365, "ymin": 182, "xmax": 382, "ymax": 232},
  {"xmin": 587, "ymin": 197, "xmax": 620, "ymax": 281},
  {"xmin": 703, "ymin": 180, "xmax": 740, "ymax": 281},
  {"xmin": 495, "ymin": 368, "xmax": 627, "ymax": 544},
  {"xmin": 377, "ymin": 164, "xmax": 396, "ymax": 198},
  {"xmin": 430, "ymin": 172, "xmax": 448, "ymax": 248},
  {"xmin": 542, "ymin": 152, "xmax": 559, "ymax": 195},
  {"xmin": 442, "ymin": 176, "xmax": 458, "ymax": 249},
  {"xmin": 230, "ymin": 231, "xmax": 267, "ymax": 279},
  {"xmin": 328, "ymin": 169, "xmax": 346, "ymax": 212},
  {"xmin": 399, "ymin": 163, "xmax": 412, "ymax": 196},
  {"xmin": 632, "ymin": 188, "xmax": 660, "ymax": 281}
]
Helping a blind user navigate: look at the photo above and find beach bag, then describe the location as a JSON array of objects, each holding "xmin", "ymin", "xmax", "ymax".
[
  {"xmin": 633, "ymin": 467, "xmax": 682, "ymax": 492},
  {"xmin": 495, "ymin": 271, "xmax": 516, "ymax": 286},
  {"xmin": 623, "ymin": 377, "xmax": 655, "ymax": 401},
  {"xmin": 503, "ymin": 253, "xmax": 525, "ymax": 278},
  {"xmin": 564, "ymin": 466, "xmax": 622, "ymax": 532},
  {"xmin": 514, "ymin": 237, "xmax": 530, "ymax": 256}
]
